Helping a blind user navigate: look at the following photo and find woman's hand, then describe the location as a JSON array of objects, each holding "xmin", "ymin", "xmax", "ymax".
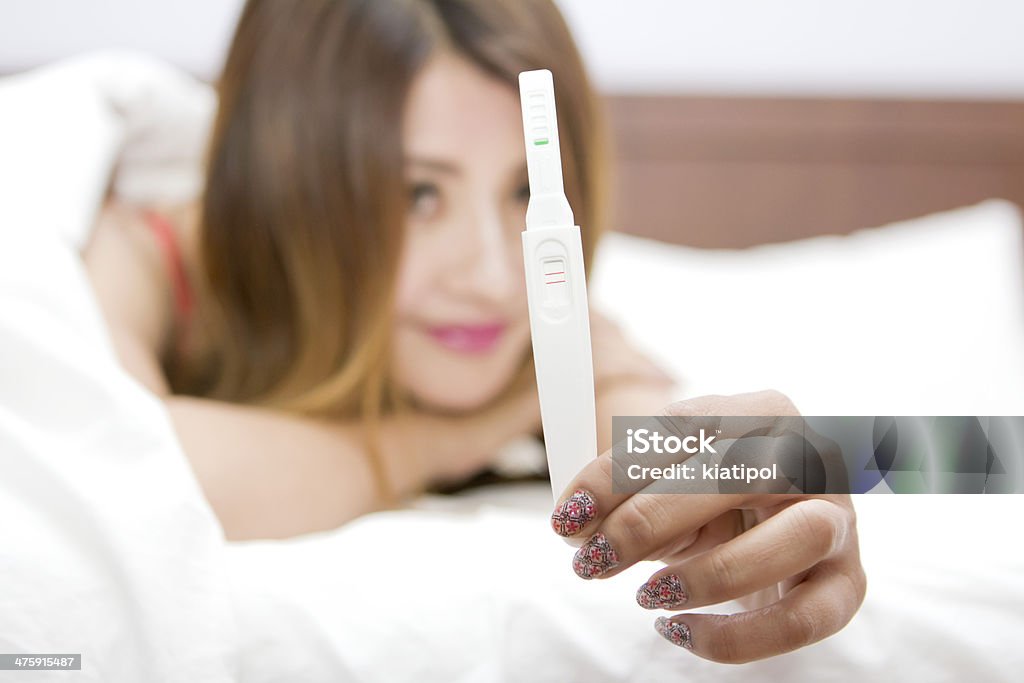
[{"xmin": 549, "ymin": 390, "xmax": 866, "ymax": 663}]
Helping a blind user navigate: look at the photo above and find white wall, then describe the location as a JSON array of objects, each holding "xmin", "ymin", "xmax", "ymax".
[
  {"xmin": 0, "ymin": 0, "xmax": 242, "ymax": 80},
  {"xmin": 556, "ymin": 0, "xmax": 1024, "ymax": 98},
  {"xmin": 2, "ymin": 0, "xmax": 1023, "ymax": 98}
]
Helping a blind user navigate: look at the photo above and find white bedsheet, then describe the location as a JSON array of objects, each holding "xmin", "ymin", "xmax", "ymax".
[
  {"xmin": 0, "ymin": 166, "xmax": 236, "ymax": 683},
  {"xmin": 2, "ymin": 52, "xmax": 1023, "ymax": 682},
  {"xmin": 226, "ymin": 489, "xmax": 1024, "ymax": 682}
]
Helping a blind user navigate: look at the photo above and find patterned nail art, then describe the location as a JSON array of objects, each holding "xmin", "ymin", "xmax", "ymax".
[
  {"xmin": 655, "ymin": 617, "xmax": 693, "ymax": 649},
  {"xmin": 550, "ymin": 489, "xmax": 597, "ymax": 536},
  {"xmin": 636, "ymin": 574, "xmax": 688, "ymax": 609},
  {"xmin": 572, "ymin": 532, "xmax": 619, "ymax": 579}
]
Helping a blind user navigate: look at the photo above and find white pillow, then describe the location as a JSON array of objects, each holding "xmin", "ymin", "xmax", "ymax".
[{"xmin": 590, "ymin": 200, "xmax": 1024, "ymax": 415}]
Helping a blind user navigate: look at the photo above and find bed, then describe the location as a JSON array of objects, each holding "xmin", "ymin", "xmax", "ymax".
[{"xmin": 1, "ymin": 52, "xmax": 1023, "ymax": 682}]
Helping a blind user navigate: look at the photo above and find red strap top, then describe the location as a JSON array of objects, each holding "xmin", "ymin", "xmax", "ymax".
[{"xmin": 142, "ymin": 210, "xmax": 195, "ymax": 355}]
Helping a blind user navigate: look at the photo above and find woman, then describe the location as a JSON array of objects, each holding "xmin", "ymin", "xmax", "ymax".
[{"xmin": 83, "ymin": 0, "xmax": 864, "ymax": 662}]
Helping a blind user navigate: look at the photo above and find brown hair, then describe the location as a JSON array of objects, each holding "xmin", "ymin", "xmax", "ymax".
[{"xmin": 175, "ymin": 0, "xmax": 607, "ymax": 430}]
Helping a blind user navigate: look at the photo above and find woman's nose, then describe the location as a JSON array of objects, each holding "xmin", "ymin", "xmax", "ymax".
[{"xmin": 450, "ymin": 207, "xmax": 516, "ymax": 303}]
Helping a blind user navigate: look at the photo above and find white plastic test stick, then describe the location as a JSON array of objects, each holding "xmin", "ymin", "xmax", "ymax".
[{"xmin": 518, "ymin": 69, "xmax": 598, "ymax": 502}]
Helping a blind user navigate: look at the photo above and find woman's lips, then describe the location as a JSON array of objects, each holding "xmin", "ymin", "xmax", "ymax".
[{"xmin": 425, "ymin": 322, "xmax": 507, "ymax": 354}]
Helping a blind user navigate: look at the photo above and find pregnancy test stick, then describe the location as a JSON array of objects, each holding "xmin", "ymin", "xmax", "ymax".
[{"xmin": 518, "ymin": 69, "xmax": 597, "ymax": 502}]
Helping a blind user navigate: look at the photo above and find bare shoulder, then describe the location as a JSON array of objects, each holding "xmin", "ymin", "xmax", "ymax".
[{"xmin": 82, "ymin": 199, "xmax": 173, "ymax": 394}]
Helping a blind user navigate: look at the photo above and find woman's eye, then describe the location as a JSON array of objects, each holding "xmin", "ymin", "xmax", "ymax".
[
  {"xmin": 408, "ymin": 182, "xmax": 442, "ymax": 219},
  {"xmin": 515, "ymin": 182, "xmax": 530, "ymax": 204}
]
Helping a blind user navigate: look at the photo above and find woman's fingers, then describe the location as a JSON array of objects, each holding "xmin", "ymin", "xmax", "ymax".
[
  {"xmin": 654, "ymin": 558, "xmax": 867, "ymax": 663},
  {"xmin": 658, "ymin": 510, "xmax": 746, "ymax": 566},
  {"xmin": 549, "ymin": 384, "xmax": 865, "ymax": 662},
  {"xmin": 569, "ymin": 491, "xmax": 747, "ymax": 579},
  {"xmin": 635, "ymin": 498, "xmax": 850, "ymax": 609},
  {"xmin": 558, "ymin": 463, "xmax": 814, "ymax": 580},
  {"xmin": 549, "ymin": 390, "xmax": 803, "ymax": 542},
  {"xmin": 548, "ymin": 454, "xmax": 617, "ymax": 540}
]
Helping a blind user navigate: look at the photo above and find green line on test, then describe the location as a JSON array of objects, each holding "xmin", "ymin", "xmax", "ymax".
[{"xmin": 534, "ymin": 138, "xmax": 549, "ymax": 146}]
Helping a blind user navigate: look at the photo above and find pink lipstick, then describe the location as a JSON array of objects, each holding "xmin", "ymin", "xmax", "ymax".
[{"xmin": 426, "ymin": 322, "xmax": 506, "ymax": 354}]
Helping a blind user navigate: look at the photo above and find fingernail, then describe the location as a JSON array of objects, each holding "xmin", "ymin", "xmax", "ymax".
[
  {"xmin": 655, "ymin": 617, "xmax": 693, "ymax": 650},
  {"xmin": 572, "ymin": 532, "xmax": 619, "ymax": 579},
  {"xmin": 551, "ymin": 489, "xmax": 597, "ymax": 537},
  {"xmin": 636, "ymin": 574, "xmax": 688, "ymax": 609}
]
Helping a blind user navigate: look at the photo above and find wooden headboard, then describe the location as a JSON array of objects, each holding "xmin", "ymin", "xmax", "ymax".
[{"xmin": 604, "ymin": 96, "xmax": 1024, "ymax": 248}]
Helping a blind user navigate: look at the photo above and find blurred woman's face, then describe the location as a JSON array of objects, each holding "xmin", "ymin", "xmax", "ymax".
[{"xmin": 392, "ymin": 53, "xmax": 532, "ymax": 413}]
